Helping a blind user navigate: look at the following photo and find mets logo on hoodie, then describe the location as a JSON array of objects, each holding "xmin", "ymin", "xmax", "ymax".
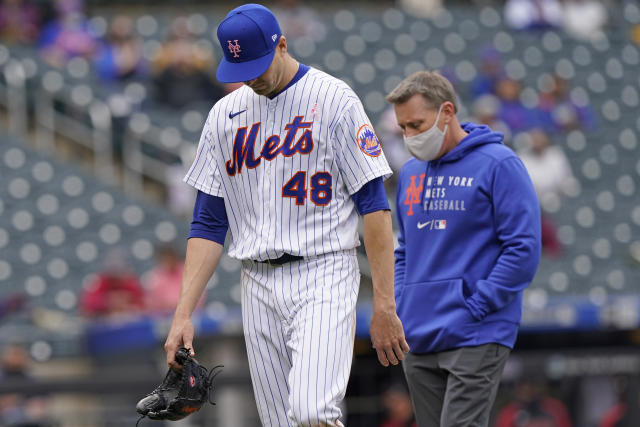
[{"xmin": 356, "ymin": 124, "xmax": 381, "ymax": 157}]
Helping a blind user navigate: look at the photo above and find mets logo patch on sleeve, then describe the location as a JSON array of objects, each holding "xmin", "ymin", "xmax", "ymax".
[{"xmin": 356, "ymin": 124, "xmax": 382, "ymax": 157}]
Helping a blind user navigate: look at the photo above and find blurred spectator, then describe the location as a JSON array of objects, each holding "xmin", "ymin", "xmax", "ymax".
[
  {"xmin": 518, "ymin": 129, "xmax": 574, "ymax": 207},
  {"xmin": 0, "ymin": 344, "xmax": 52, "ymax": 427},
  {"xmin": 471, "ymin": 47, "xmax": 504, "ymax": 99},
  {"xmin": 377, "ymin": 105, "xmax": 410, "ymax": 175},
  {"xmin": 272, "ymin": 0, "xmax": 326, "ymax": 41},
  {"xmin": 563, "ymin": 0, "xmax": 607, "ymax": 41},
  {"xmin": 94, "ymin": 14, "xmax": 146, "ymax": 82},
  {"xmin": 144, "ymin": 244, "xmax": 205, "ymax": 315},
  {"xmin": 504, "ymin": 0, "xmax": 563, "ymax": 31},
  {"xmin": 152, "ymin": 16, "xmax": 224, "ymax": 110},
  {"xmin": 600, "ymin": 376, "xmax": 640, "ymax": 427},
  {"xmin": 538, "ymin": 74, "xmax": 597, "ymax": 133},
  {"xmin": 0, "ymin": 293, "xmax": 26, "ymax": 320},
  {"xmin": 633, "ymin": 24, "xmax": 640, "ymax": 46},
  {"xmin": 0, "ymin": 344, "xmax": 30, "ymax": 383},
  {"xmin": 165, "ymin": 159, "xmax": 196, "ymax": 219},
  {"xmin": 397, "ymin": 0, "xmax": 442, "ymax": 19},
  {"xmin": 379, "ymin": 382, "xmax": 416, "ymax": 427},
  {"xmin": 496, "ymin": 77, "xmax": 544, "ymax": 135},
  {"xmin": 80, "ymin": 248, "xmax": 145, "ymax": 318},
  {"xmin": 471, "ymin": 94, "xmax": 512, "ymax": 145},
  {"xmin": 37, "ymin": 0, "xmax": 97, "ymax": 69},
  {"xmin": 494, "ymin": 379, "xmax": 572, "ymax": 427},
  {"xmin": 518, "ymin": 129, "xmax": 572, "ymax": 257},
  {"xmin": 0, "ymin": 0, "xmax": 40, "ymax": 44}
]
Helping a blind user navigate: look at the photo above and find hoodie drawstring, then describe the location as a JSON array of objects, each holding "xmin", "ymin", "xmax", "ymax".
[
  {"xmin": 422, "ymin": 161, "xmax": 442, "ymax": 214},
  {"xmin": 422, "ymin": 162, "xmax": 431, "ymax": 214}
]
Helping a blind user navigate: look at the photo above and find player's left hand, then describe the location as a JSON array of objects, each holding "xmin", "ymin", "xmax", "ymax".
[{"xmin": 369, "ymin": 306, "xmax": 410, "ymax": 367}]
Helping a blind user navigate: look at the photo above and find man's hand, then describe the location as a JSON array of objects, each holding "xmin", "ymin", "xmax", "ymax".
[
  {"xmin": 361, "ymin": 209, "xmax": 410, "ymax": 367},
  {"xmin": 370, "ymin": 305, "xmax": 410, "ymax": 367},
  {"xmin": 163, "ymin": 238, "xmax": 224, "ymax": 370},
  {"xmin": 164, "ymin": 316, "xmax": 195, "ymax": 370}
]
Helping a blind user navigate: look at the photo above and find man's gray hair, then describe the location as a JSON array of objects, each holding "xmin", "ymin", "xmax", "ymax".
[{"xmin": 385, "ymin": 70, "xmax": 458, "ymax": 113}]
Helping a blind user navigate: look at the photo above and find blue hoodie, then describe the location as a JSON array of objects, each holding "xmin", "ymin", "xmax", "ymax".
[{"xmin": 394, "ymin": 123, "xmax": 541, "ymax": 354}]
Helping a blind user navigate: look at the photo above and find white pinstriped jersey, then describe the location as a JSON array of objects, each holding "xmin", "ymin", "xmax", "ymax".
[{"xmin": 184, "ymin": 67, "xmax": 391, "ymax": 261}]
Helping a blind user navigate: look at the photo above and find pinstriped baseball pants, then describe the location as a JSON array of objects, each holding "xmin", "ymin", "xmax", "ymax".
[{"xmin": 241, "ymin": 249, "xmax": 359, "ymax": 427}]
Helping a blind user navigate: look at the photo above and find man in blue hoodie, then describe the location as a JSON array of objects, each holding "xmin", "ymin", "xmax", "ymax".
[{"xmin": 386, "ymin": 71, "xmax": 541, "ymax": 426}]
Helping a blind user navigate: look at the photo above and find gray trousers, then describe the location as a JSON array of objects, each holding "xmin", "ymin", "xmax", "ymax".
[{"xmin": 402, "ymin": 343, "xmax": 510, "ymax": 427}]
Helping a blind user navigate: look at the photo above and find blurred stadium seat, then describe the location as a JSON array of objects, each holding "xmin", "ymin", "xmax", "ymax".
[{"xmin": 0, "ymin": 133, "xmax": 243, "ymax": 360}]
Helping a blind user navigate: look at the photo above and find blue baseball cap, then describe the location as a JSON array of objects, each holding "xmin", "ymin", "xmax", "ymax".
[{"xmin": 216, "ymin": 4, "xmax": 282, "ymax": 83}]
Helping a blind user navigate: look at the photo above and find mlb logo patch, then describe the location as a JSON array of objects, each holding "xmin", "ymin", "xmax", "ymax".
[{"xmin": 434, "ymin": 220, "xmax": 447, "ymax": 229}]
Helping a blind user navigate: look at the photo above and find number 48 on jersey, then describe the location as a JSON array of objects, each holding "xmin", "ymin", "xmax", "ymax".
[{"xmin": 282, "ymin": 171, "xmax": 332, "ymax": 206}]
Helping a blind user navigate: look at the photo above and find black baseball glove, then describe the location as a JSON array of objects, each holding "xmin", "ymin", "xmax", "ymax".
[{"xmin": 135, "ymin": 347, "xmax": 222, "ymax": 425}]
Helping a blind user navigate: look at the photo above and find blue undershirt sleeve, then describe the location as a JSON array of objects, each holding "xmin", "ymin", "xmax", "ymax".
[
  {"xmin": 351, "ymin": 177, "xmax": 390, "ymax": 215},
  {"xmin": 189, "ymin": 191, "xmax": 229, "ymax": 245}
]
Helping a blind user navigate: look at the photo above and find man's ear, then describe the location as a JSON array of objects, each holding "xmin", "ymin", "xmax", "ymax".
[
  {"xmin": 443, "ymin": 101, "xmax": 456, "ymax": 123},
  {"xmin": 278, "ymin": 36, "xmax": 288, "ymax": 53}
]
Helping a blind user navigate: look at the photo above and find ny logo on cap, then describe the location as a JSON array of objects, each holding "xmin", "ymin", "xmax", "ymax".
[{"xmin": 227, "ymin": 40, "xmax": 241, "ymax": 58}]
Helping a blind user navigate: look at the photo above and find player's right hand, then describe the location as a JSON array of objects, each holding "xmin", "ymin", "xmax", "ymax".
[
  {"xmin": 164, "ymin": 317, "xmax": 195, "ymax": 370},
  {"xmin": 370, "ymin": 306, "xmax": 410, "ymax": 367}
]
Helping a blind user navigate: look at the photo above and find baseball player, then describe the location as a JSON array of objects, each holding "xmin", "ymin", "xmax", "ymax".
[{"xmin": 163, "ymin": 4, "xmax": 409, "ymax": 426}]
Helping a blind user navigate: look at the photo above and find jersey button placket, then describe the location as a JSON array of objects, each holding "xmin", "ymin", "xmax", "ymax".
[
  {"xmin": 265, "ymin": 101, "xmax": 276, "ymax": 177},
  {"xmin": 265, "ymin": 101, "xmax": 277, "ymax": 246}
]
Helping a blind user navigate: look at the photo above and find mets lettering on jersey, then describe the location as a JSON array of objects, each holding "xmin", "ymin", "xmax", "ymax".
[
  {"xmin": 225, "ymin": 116, "xmax": 314, "ymax": 176},
  {"xmin": 184, "ymin": 67, "xmax": 392, "ymax": 261}
]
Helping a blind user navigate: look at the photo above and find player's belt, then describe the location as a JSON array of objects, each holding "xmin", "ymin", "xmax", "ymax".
[{"xmin": 256, "ymin": 253, "xmax": 304, "ymax": 266}]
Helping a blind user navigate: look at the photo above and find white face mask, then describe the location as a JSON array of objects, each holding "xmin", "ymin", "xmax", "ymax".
[{"xmin": 403, "ymin": 105, "xmax": 448, "ymax": 161}]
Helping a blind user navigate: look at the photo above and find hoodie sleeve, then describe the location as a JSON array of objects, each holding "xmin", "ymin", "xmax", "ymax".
[
  {"xmin": 465, "ymin": 157, "xmax": 541, "ymax": 321},
  {"xmin": 393, "ymin": 172, "xmax": 407, "ymax": 292}
]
